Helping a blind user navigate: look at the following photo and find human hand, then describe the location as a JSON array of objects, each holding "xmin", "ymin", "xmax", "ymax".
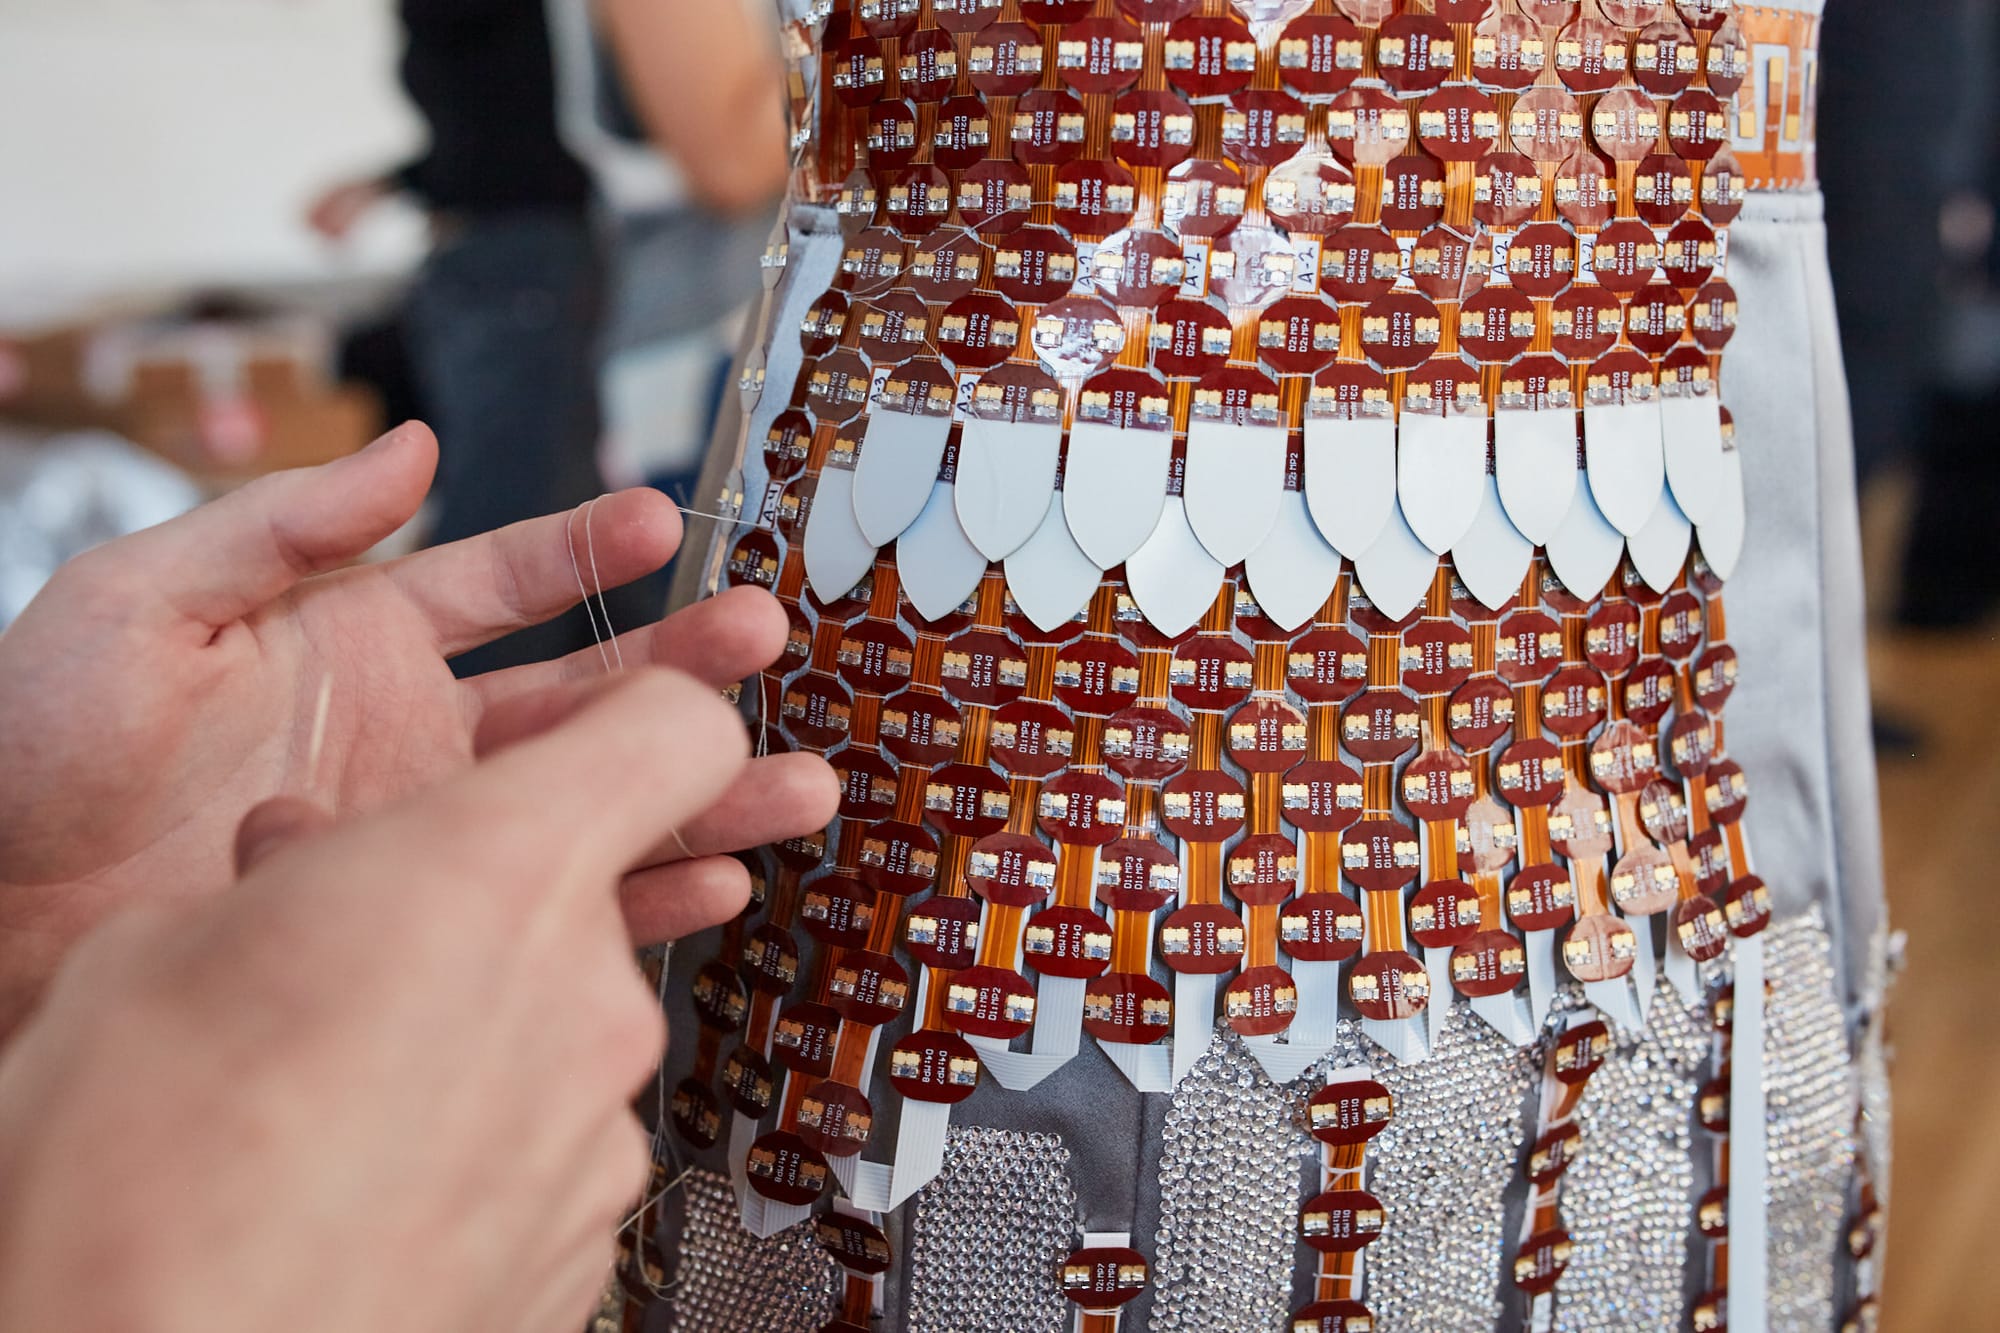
[
  {"xmin": 0, "ymin": 671, "xmax": 753, "ymax": 1333},
  {"xmin": 306, "ymin": 175, "xmax": 390, "ymax": 241},
  {"xmin": 0, "ymin": 421, "xmax": 834, "ymax": 1037}
]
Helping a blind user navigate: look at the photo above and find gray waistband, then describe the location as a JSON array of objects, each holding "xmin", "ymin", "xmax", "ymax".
[{"xmin": 1741, "ymin": 187, "xmax": 1826, "ymax": 227}]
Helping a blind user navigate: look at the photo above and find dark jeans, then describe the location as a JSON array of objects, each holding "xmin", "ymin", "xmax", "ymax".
[{"xmin": 405, "ymin": 208, "xmax": 631, "ymax": 676}]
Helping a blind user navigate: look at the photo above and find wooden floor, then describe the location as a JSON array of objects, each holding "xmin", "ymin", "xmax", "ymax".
[
  {"xmin": 1871, "ymin": 624, "xmax": 2000, "ymax": 1329},
  {"xmin": 1864, "ymin": 482, "xmax": 2000, "ymax": 1330}
]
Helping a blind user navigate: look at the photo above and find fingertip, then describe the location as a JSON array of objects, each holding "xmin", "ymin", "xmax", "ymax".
[
  {"xmin": 234, "ymin": 795, "xmax": 332, "ymax": 878},
  {"xmin": 352, "ymin": 420, "xmax": 439, "ymax": 484},
  {"xmin": 786, "ymin": 752, "xmax": 842, "ymax": 829},
  {"xmin": 603, "ymin": 486, "xmax": 684, "ymax": 574},
  {"xmin": 626, "ymin": 666, "xmax": 752, "ymax": 771},
  {"xmin": 382, "ymin": 418, "xmax": 438, "ymax": 453},
  {"xmin": 710, "ymin": 585, "xmax": 791, "ymax": 668},
  {"xmin": 620, "ymin": 857, "xmax": 752, "ymax": 946}
]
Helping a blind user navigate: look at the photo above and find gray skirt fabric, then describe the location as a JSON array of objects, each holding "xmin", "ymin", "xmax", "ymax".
[{"xmin": 1721, "ymin": 189, "xmax": 1889, "ymax": 1031}]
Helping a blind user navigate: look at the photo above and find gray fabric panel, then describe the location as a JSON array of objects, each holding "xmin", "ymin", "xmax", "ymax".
[{"xmin": 1718, "ymin": 189, "xmax": 1887, "ymax": 1024}]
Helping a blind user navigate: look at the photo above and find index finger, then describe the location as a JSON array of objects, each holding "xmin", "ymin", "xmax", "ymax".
[{"xmin": 384, "ymin": 488, "xmax": 683, "ymax": 659}]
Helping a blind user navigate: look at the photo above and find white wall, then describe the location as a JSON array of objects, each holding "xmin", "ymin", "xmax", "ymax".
[{"xmin": 0, "ymin": 0, "xmax": 430, "ymax": 327}]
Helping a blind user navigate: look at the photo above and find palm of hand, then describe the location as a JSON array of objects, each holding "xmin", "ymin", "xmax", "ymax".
[
  {"xmin": 0, "ymin": 424, "xmax": 815, "ymax": 1031},
  {"xmin": 1, "ymin": 568, "xmax": 468, "ymax": 896}
]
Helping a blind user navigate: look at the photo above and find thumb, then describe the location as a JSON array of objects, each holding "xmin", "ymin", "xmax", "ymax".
[{"xmin": 122, "ymin": 421, "xmax": 438, "ymax": 630}]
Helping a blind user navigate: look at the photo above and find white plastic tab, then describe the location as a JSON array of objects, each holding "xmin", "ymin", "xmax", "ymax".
[
  {"xmin": 971, "ymin": 974, "xmax": 1085, "ymax": 1090},
  {"xmin": 1397, "ymin": 409, "xmax": 1489, "ymax": 554},
  {"xmin": 1526, "ymin": 928, "xmax": 1557, "ymax": 1031},
  {"xmin": 1627, "ymin": 487, "xmax": 1694, "ymax": 593},
  {"xmin": 802, "ymin": 461, "xmax": 878, "ymax": 601},
  {"xmin": 1063, "ymin": 419, "xmax": 1173, "ymax": 569},
  {"xmin": 1545, "ymin": 471, "xmax": 1625, "ymax": 600},
  {"xmin": 852, "ymin": 409, "xmax": 952, "ymax": 545},
  {"xmin": 1351, "ymin": 503, "xmax": 1438, "ymax": 621},
  {"xmin": 1583, "ymin": 974, "xmax": 1642, "ymax": 1034},
  {"xmin": 1125, "ymin": 495, "xmax": 1227, "ymax": 637},
  {"xmin": 1004, "ymin": 491, "xmax": 1101, "ymax": 632},
  {"xmin": 1494, "ymin": 408, "xmax": 1579, "ymax": 544},
  {"xmin": 1729, "ymin": 933, "xmax": 1770, "ymax": 1333},
  {"xmin": 1172, "ymin": 971, "xmax": 1220, "ymax": 1086},
  {"xmin": 1247, "ymin": 958, "xmax": 1343, "ymax": 1081},
  {"xmin": 883, "ymin": 1099, "xmax": 952, "ymax": 1209},
  {"xmin": 1425, "ymin": 947, "xmax": 1453, "ymax": 1048},
  {"xmin": 1184, "ymin": 418, "xmax": 1288, "ymax": 565},
  {"xmin": 1470, "ymin": 990, "xmax": 1537, "ymax": 1045},
  {"xmin": 1697, "ymin": 441, "xmax": 1746, "ymax": 581},
  {"xmin": 897, "ymin": 480, "xmax": 991, "ymax": 619},
  {"xmin": 1245, "ymin": 488, "xmax": 1344, "ymax": 632},
  {"xmin": 1361, "ymin": 1014, "xmax": 1429, "ymax": 1065},
  {"xmin": 1661, "ymin": 393, "xmax": 1726, "ymax": 524},
  {"xmin": 732, "ymin": 1113, "xmax": 816, "ymax": 1238},
  {"xmin": 1582, "ymin": 399, "xmax": 1665, "ymax": 537},
  {"xmin": 1102, "ymin": 1039, "xmax": 1174, "ymax": 1092},
  {"xmin": 1304, "ymin": 413, "xmax": 1397, "ymax": 557},
  {"xmin": 954, "ymin": 415, "xmax": 1063, "ymax": 559},
  {"xmin": 1452, "ymin": 474, "xmax": 1536, "ymax": 611},
  {"xmin": 1627, "ymin": 912, "xmax": 1658, "ymax": 1020}
]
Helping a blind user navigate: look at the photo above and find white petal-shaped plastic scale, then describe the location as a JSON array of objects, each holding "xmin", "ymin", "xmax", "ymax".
[
  {"xmin": 897, "ymin": 480, "xmax": 990, "ymax": 620},
  {"xmin": 1627, "ymin": 487, "xmax": 1694, "ymax": 593},
  {"xmin": 1124, "ymin": 496, "xmax": 1226, "ymax": 637},
  {"xmin": 1494, "ymin": 408, "xmax": 1578, "ymax": 544},
  {"xmin": 1697, "ymin": 441, "xmax": 1747, "ymax": 581},
  {"xmin": 1661, "ymin": 393, "xmax": 1726, "ymax": 525},
  {"xmin": 852, "ymin": 409, "xmax": 952, "ymax": 546},
  {"xmin": 1397, "ymin": 410, "xmax": 1488, "ymax": 554},
  {"xmin": 1583, "ymin": 399, "xmax": 1665, "ymax": 537},
  {"xmin": 1245, "ymin": 488, "xmax": 1343, "ymax": 632},
  {"xmin": 1451, "ymin": 474, "xmax": 1535, "ymax": 611},
  {"xmin": 1183, "ymin": 419, "xmax": 1288, "ymax": 565},
  {"xmin": 1352, "ymin": 503, "xmax": 1438, "ymax": 621},
  {"xmin": 953, "ymin": 415, "xmax": 1062, "ymax": 560},
  {"xmin": 803, "ymin": 463, "xmax": 878, "ymax": 602},
  {"xmin": 1304, "ymin": 413, "xmax": 1397, "ymax": 557},
  {"xmin": 1545, "ymin": 469, "xmax": 1626, "ymax": 599},
  {"xmin": 1003, "ymin": 491, "xmax": 1102, "ymax": 631},
  {"xmin": 1063, "ymin": 420, "xmax": 1173, "ymax": 569}
]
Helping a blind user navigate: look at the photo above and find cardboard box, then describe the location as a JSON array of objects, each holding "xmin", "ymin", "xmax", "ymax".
[{"xmin": 0, "ymin": 314, "xmax": 380, "ymax": 486}]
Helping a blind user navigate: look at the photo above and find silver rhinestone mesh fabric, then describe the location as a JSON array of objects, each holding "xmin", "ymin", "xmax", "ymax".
[
  {"xmin": 1856, "ymin": 927, "xmax": 1895, "ymax": 1203},
  {"xmin": 1764, "ymin": 907, "xmax": 1857, "ymax": 1328},
  {"xmin": 1357, "ymin": 1003, "xmax": 1540, "ymax": 1333},
  {"xmin": 664, "ymin": 1168, "xmax": 840, "ymax": 1333},
  {"xmin": 1151, "ymin": 1028, "xmax": 1343, "ymax": 1333},
  {"xmin": 905, "ymin": 1125, "xmax": 1082, "ymax": 1333},
  {"xmin": 1551, "ymin": 990, "xmax": 1711, "ymax": 1333}
]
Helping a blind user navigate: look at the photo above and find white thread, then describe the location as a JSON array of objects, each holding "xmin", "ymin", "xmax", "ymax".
[
  {"xmin": 673, "ymin": 504, "xmax": 750, "ymax": 526},
  {"xmin": 617, "ymin": 1164, "xmax": 694, "ymax": 1238},
  {"xmin": 567, "ymin": 496, "xmax": 751, "ymax": 675},
  {"xmin": 581, "ymin": 496, "xmax": 627, "ymax": 674},
  {"xmin": 565, "ymin": 505, "xmax": 613, "ymax": 674}
]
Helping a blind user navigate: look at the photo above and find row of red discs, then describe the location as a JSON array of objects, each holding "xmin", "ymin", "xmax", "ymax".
[{"xmin": 673, "ymin": 560, "xmax": 1760, "ymax": 1205}]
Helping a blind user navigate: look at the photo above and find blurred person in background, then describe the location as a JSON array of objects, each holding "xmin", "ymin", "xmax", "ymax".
[
  {"xmin": 308, "ymin": 0, "xmax": 785, "ymax": 674},
  {"xmin": 1823, "ymin": 0, "xmax": 2000, "ymax": 631},
  {"xmin": 564, "ymin": 0, "xmax": 787, "ymax": 513}
]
